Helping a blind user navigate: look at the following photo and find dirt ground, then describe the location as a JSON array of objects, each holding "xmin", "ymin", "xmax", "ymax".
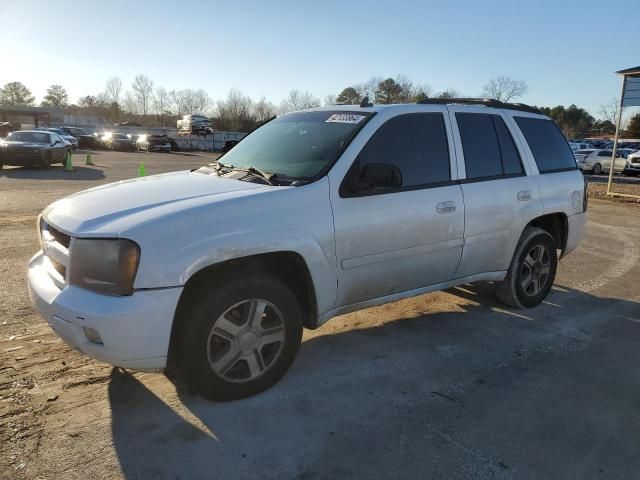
[{"xmin": 2, "ymin": 152, "xmax": 640, "ymax": 479}]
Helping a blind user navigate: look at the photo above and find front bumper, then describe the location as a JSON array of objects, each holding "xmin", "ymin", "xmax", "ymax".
[
  {"xmin": 623, "ymin": 163, "xmax": 640, "ymax": 174},
  {"xmin": 27, "ymin": 251, "xmax": 183, "ymax": 370},
  {"xmin": 0, "ymin": 150, "xmax": 44, "ymax": 166}
]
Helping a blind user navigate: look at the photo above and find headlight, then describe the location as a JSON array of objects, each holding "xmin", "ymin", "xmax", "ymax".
[{"xmin": 68, "ymin": 239, "xmax": 140, "ymax": 296}]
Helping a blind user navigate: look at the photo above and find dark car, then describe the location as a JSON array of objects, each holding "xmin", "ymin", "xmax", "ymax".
[
  {"xmin": 0, "ymin": 130, "xmax": 69, "ymax": 168},
  {"xmin": 136, "ymin": 134, "xmax": 172, "ymax": 152},
  {"xmin": 222, "ymin": 140, "xmax": 239, "ymax": 152},
  {"xmin": 102, "ymin": 132, "xmax": 136, "ymax": 151},
  {"xmin": 62, "ymin": 126, "xmax": 100, "ymax": 149}
]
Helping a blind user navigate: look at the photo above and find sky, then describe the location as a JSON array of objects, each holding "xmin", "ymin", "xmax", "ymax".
[{"xmin": 2, "ymin": 0, "xmax": 639, "ymax": 118}]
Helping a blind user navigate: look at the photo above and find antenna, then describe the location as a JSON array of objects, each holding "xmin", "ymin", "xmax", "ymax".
[{"xmin": 360, "ymin": 96, "xmax": 373, "ymax": 108}]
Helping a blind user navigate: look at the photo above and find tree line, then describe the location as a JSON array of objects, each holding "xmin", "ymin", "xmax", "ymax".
[{"xmin": 0, "ymin": 76, "xmax": 638, "ymax": 138}]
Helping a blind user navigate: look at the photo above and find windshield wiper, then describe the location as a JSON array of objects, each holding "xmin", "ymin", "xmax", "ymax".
[
  {"xmin": 212, "ymin": 160, "xmax": 278, "ymax": 186},
  {"xmin": 234, "ymin": 166, "xmax": 278, "ymax": 185}
]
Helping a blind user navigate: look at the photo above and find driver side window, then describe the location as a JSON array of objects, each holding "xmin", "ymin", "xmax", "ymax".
[{"xmin": 345, "ymin": 113, "xmax": 451, "ymax": 195}]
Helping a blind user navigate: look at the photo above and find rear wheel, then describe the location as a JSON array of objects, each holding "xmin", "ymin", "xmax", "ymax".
[
  {"xmin": 496, "ymin": 227, "xmax": 557, "ymax": 308},
  {"xmin": 592, "ymin": 163, "xmax": 602, "ymax": 175},
  {"xmin": 172, "ymin": 272, "xmax": 303, "ymax": 401}
]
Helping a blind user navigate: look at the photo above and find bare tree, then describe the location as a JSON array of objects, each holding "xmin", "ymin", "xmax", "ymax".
[
  {"xmin": 253, "ymin": 96, "xmax": 277, "ymax": 123},
  {"xmin": 122, "ymin": 91, "xmax": 138, "ymax": 114},
  {"xmin": 153, "ymin": 87, "xmax": 170, "ymax": 126},
  {"xmin": 600, "ymin": 97, "xmax": 620, "ymax": 125},
  {"xmin": 216, "ymin": 89, "xmax": 254, "ymax": 131},
  {"xmin": 323, "ymin": 94, "xmax": 337, "ymax": 106},
  {"xmin": 355, "ymin": 76, "xmax": 383, "ymax": 101},
  {"xmin": 279, "ymin": 90, "xmax": 320, "ymax": 113},
  {"xmin": 482, "ymin": 76, "xmax": 528, "ymax": 102},
  {"xmin": 437, "ymin": 88, "xmax": 461, "ymax": 99},
  {"xmin": 105, "ymin": 77, "xmax": 123, "ymax": 105},
  {"xmin": 169, "ymin": 89, "xmax": 186, "ymax": 117},
  {"xmin": 192, "ymin": 89, "xmax": 211, "ymax": 115},
  {"xmin": 131, "ymin": 74, "xmax": 154, "ymax": 116}
]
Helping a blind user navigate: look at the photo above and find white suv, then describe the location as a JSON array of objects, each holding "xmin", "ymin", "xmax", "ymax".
[{"xmin": 28, "ymin": 99, "xmax": 587, "ymax": 400}]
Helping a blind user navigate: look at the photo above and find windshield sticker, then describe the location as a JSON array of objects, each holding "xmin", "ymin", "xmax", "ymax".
[{"xmin": 325, "ymin": 113, "xmax": 366, "ymax": 124}]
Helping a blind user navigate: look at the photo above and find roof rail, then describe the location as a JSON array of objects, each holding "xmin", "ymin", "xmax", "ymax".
[{"xmin": 416, "ymin": 97, "xmax": 542, "ymax": 114}]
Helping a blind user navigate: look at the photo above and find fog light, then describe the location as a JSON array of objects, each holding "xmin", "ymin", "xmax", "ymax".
[{"xmin": 83, "ymin": 327, "xmax": 103, "ymax": 345}]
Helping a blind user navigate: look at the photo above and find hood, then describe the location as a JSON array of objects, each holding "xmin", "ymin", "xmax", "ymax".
[{"xmin": 44, "ymin": 170, "xmax": 270, "ymax": 235}]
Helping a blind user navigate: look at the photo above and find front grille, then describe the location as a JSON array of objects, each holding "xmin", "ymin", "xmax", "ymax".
[
  {"xmin": 41, "ymin": 220, "xmax": 72, "ymax": 286},
  {"xmin": 48, "ymin": 225, "xmax": 70, "ymax": 248}
]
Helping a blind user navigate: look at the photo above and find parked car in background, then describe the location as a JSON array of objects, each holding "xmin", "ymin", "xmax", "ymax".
[
  {"xmin": 222, "ymin": 139, "xmax": 239, "ymax": 152},
  {"xmin": 623, "ymin": 151, "xmax": 640, "ymax": 176},
  {"xmin": 0, "ymin": 130, "xmax": 69, "ymax": 168},
  {"xmin": 62, "ymin": 126, "xmax": 100, "ymax": 149},
  {"xmin": 28, "ymin": 101, "xmax": 587, "ymax": 400},
  {"xmin": 616, "ymin": 148, "xmax": 637, "ymax": 159},
  {"xmin": 39, "ymin": 127, "xmax": 78, "ymax": 149},
  {"xmin": 101, "ymin": 132, "xmax": 136, "ymax": 151},
  {"xmin": 569, "ymin": 142, "xmax": 593, "ymax": 151},
  {"xmin": 574, "ymin": 149, "xmax": 625, "ymax": 174},
  {"xmin": 177, "ymin": 114, "xmax": 212, "ymax": 135},
  {"xmin": 136, "ymin": 134, "xmax": 172, "ymax": 152}
]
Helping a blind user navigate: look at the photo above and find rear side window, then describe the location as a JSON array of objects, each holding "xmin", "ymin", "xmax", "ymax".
[
  {"xmin": 358, "ymin": 113, "xmax": 450, "ymax": 188},
  {"xmin": 456, "ymin": 113, "xmax": 524, "ymax": 180},
  {"xmin": 514, "ymin": 117, "xmax": 577, "ymax": 173}
]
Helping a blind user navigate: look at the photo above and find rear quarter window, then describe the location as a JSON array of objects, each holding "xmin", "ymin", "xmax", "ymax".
[{"xmin": 514, "ymin": 117, "xmax": 577, "ymax": 173}]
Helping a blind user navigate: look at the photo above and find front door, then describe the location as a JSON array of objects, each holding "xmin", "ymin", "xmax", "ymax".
[{"xmin": 329, "ymin": 110, "xmax": 465, "ymax": 307}]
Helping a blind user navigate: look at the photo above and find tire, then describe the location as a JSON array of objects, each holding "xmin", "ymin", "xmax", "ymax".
[
  {"xmin": 172, "ymin": 272, "xmax": 303, "ymax": 401},
  {"xmin": 41, "ymin": 152, "xmax": 52, "ymax": 169},
  {"xmin": 495, "ymin": 227, "xmax": 558, "ymax": 308},
  {"xmin": 592, "ymin": 163, "xmax": 602, "ymax": 175}
]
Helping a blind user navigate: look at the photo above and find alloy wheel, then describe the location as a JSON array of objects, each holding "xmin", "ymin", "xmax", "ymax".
[
  {"xmin": 520, "ymin": 244, "xmax": 551, "ymax": 296},
  {"xmin": 206, "ymin": 299, "xmax": 286, "ymax": 383}
]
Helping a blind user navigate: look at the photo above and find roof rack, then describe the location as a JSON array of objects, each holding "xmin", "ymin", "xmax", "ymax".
[{"xmin": 416, "ymin": 97, "xmax": 542, "ymax": 114}]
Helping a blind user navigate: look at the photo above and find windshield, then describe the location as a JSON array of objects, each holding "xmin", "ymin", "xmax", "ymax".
[
  {"xmin": 6, "ymin": 131, "xmax": 50, "ymax": 143},
  {"xmin": 217, "ymin": 110, "xmax": 372, "ymax": 179}
]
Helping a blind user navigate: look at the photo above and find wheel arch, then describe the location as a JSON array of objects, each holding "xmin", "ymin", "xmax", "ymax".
[
  {"xmin": 170, "ymin": 251, "xmax": 319, "ymax": 350},
  {"xmin": 526, "ymin": 212, "xmax": 569, "ymax": 257}
]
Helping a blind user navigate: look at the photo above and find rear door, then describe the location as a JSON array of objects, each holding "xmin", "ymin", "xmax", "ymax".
[
  {"xmin": 330, "ymin": 108, "xmax": 465, "ymax": 307},
  {"xmin": 448, "ymin": 107, "xmax": 543, "ymax": 277}
]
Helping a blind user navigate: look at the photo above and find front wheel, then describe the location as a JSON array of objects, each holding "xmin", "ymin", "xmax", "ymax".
[
  {"xmin": 592, "ymin": 163, "xmax": 602, "ymax": 175},
  {"xmin": 172, "ymin": 272, "xmax": 303, "ymax": 401},
  {"xmin": 41, "ymin": 152, "xmax": 52, "ymax": 169},
  {"xmin": 496, "ymin": 227, "xmax": 558, "ymax": 308}
]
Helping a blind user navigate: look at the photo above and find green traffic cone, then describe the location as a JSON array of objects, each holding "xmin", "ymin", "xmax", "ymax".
[
  {"xmin": 63, "ymin": 150, "xmax": 74, "ymax": 172},
  {"xmin": 138, "ymin": 162, "xmax": 146, "ymax": 177},
  {"xmin": 85, "ymin": 150, "xmax": 94, "ymax": 165}
]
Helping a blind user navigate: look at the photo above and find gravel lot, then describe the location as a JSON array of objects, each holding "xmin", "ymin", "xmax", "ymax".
[{"xmin": 1, "ymin": 151, "xmax": 640, "ymax": 479}]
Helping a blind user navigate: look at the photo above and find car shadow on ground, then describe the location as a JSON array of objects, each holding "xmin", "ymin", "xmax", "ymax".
[
  {"xmin": 0, "ymin": 165, "xmax": 105, "ymax": 180},
  {"xmin": 108, "ymin": 283, "xmax": 640, "ymax": 479}
]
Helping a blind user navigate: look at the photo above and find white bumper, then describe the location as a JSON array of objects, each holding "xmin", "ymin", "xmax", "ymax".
[
  {"xmin": 27, "ymin": 251, "xmax": 182, "ymax": 370},
  {"xmin": 564, "ymin": 212, "xmax": 586, "ymax": 257}
]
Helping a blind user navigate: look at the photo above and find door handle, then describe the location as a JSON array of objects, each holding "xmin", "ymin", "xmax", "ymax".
[
  {"xmin": 436, "ymin": 201, "xmax": 456, "ymax": 214},
  {"xmin": 517, "ymin": 190, "xmax": 532, "ymax": 201}
]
